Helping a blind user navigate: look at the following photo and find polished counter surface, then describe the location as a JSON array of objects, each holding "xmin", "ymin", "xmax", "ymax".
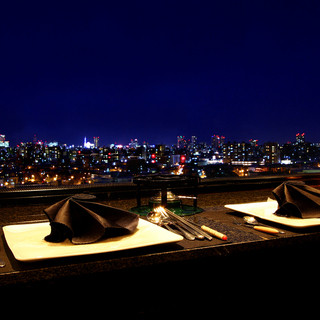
[{"xmin": 0, "ymin": 188, "xmax": 319, "ymax": 315}]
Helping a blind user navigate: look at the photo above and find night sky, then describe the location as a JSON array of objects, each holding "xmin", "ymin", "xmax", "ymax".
[{"xmin": 1, "ymin": 1, "xmax": 320, "ymax": 147}]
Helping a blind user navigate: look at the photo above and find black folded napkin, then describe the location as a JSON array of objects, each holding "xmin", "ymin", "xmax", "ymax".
[
  {"xmin": 272, "ymin": 181, "xmax": 320, "ymax": 218},
  {"xmin": 43, "ymin": 194, "xmax": 139, "ymax": 244}
]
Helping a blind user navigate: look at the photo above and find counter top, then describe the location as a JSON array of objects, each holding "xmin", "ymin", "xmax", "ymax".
[{"xmin": 1, "ymin": 188, "xmax": 319, "ymax": 314}]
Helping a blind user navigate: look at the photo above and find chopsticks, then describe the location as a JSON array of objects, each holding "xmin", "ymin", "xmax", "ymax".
[{"xmin": 158, "ymin": 207, "xmax": 227, "ymax": 241}]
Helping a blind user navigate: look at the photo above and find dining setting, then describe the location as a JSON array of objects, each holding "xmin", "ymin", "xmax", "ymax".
[
  {"xmin": 2, "ymin": 180, "xmax": 320, "ymax": 266},
  {"xmin": 1, "ymin": 177, "xmax": 320, "ymax": 317}
]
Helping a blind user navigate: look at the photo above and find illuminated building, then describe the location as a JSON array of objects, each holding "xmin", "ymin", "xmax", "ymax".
[
  {"xmin": 211, "ymin": 134, "xmax": 225, "ymax": 151},
  {"xmin": 48, "ymin": 141, "xmax": 58, "ymax": 147},
  {"xmin": 296, "ymin": 133, "xmax": 305, "ymax": 144},
  {"xmin": 177, "ymin": 136, "xmax": 187, "ymax": 149},
  {"xmin": 223, "ymin": 142, "xmax": 248, "ymax": 164},
  {"xmin": 129, "ymin": 139, "xmax": 139, "ymax": 149},
  {"xmin": 191, "ymin": 136, "xmax": 197, "ymax": 148},
  {"xmin": 249, "ymin": 139, "xmax": 258, "ymax": 147},
  {"xmin": 84, "ymin": 137, "xmax": 94, "ymax": 148},
  {"xmin": 0, "ymin": 134, "xmax": 9, "ymax": 148},
  {"xmin": 94, "ymin": 137, "xmax": 99, "ymax": 148},
  {"xmin": 223, "ymin": 140, "xmax": 261, "ymax": 165},
  {"xmin": 264, "ymin": 142, "xmax": 280, "ymax": 165},
  {"xmin": 171, "ymin": 154, "xmax": 181, "ymax": 165}
]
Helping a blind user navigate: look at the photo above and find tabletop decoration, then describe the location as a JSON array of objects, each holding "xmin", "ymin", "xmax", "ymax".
[
  {"xmin": 272, "ymin": 181, "xmax": 320, "ymax": 218},
  {"xmin": 43, "ymin": 194, "xmax": 139, "ymax": 244}
]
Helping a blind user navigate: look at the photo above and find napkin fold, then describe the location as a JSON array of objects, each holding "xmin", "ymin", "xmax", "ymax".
[
  {"xmin": 272, "ymin": 181, "xmax": 320, "ymax": 218},
  {"xmin": 43, "ymin": 194, "xmax": 139, "ymax": 244}
]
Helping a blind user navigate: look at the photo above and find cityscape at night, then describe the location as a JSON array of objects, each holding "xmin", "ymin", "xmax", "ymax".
[
  {"xmin": 1, "ymin": 131, "xmax": 320, "ymax": 188},
  {"xmin": 1, "ymin": 1, "xmax": 320, "ymax": 303}
]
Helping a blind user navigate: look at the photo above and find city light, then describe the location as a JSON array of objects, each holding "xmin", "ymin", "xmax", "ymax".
[{"xmin": 0, "ymin": 133, "xmax": 320, "ymax": 188}]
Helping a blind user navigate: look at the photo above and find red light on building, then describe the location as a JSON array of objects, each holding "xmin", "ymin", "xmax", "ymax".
[
  {"xmin": 180, "ymin": 155, "xmax": 186, "ymax": 163},
  {"xmin": 151, "ymin": 154, "xmax": 156, "ymax": 159}
]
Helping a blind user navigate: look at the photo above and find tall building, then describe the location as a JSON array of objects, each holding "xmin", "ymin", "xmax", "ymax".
[
  {"xmin": 191, "ymin": 136, "xmax": 197, "ymax": 148},
  {"xmin": 296, "ymin": 133, "xmax": 305, "ymax": 144},
  {"xmin": 211, "ymin": 134, "xmax": 225, "ymax": 151},
  {"xmin": 223, "ymin": 141, "xmax": 247, "ymax": 163},
  {"xmin": 223, "ymin": 141, "xmax": 261, "ymax": 164},
  {"xmin": 94, "ymin": 137, "xmax": 99, "ymax": 148},
  {"xmin": 264, "ymin": 142, "xmax": 280, "ymax": 165},
  {"xmin": 177, "ymin": 136, "xmax": 187, "ymax": 149}
]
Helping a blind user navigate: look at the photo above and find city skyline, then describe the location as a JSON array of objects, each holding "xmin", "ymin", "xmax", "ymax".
[
  {"xmin": 1, "ymin": 126, "xmax": 319, "ymax": 189},
  {"xmin": 1, "ymin": 2, "xmax": 320, "ymax": 146},
  {"xmin": 0, "ymin": 130, "xmax": 313, "ymax": 149}
]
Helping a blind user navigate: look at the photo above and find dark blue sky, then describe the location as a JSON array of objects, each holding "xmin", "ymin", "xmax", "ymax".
[{"xmin": 1, "ymin": 1, "xmax": 320, "ymax": 146}]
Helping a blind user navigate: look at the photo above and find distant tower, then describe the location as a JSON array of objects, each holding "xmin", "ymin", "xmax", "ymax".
[
  {"xmin": 191, "ymin": 136, "xmax": 197, "ymax": 148},
  {"xmin": 296, "ymin": 133, "xmax": 305, "ymax": 144},
  {"xmin": 94, "ymin": 137, "xmax": 99, "ymax": 148},
  {"xmin": 177, "ymin": 136, "xmax": 186, "ymax": 149},
  {"xmin": 211, "ymin": 134, "xmax": 225, "ymax": 151},
  {"xmin": 84, "ymin": 137, "xmax": 87, "ymax": 147}
]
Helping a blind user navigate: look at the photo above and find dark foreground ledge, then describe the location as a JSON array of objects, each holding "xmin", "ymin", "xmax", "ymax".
[{"xmin": 0, "ymin": 186, "xmax": 319, "ymax": 315}]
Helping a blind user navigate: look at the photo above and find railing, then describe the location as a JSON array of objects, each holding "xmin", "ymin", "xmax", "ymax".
[{"xmin": 0, "ymin": 173, "xmax": 320, "ymax": 205}]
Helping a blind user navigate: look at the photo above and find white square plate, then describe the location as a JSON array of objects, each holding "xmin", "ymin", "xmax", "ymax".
[
  {"xmin": 3, "ymin": 218, "xmax": 183, "ymax": 262},
  {"xmin": 225, "ymin": 200, "xmax": 320, "ymax": 228}
]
